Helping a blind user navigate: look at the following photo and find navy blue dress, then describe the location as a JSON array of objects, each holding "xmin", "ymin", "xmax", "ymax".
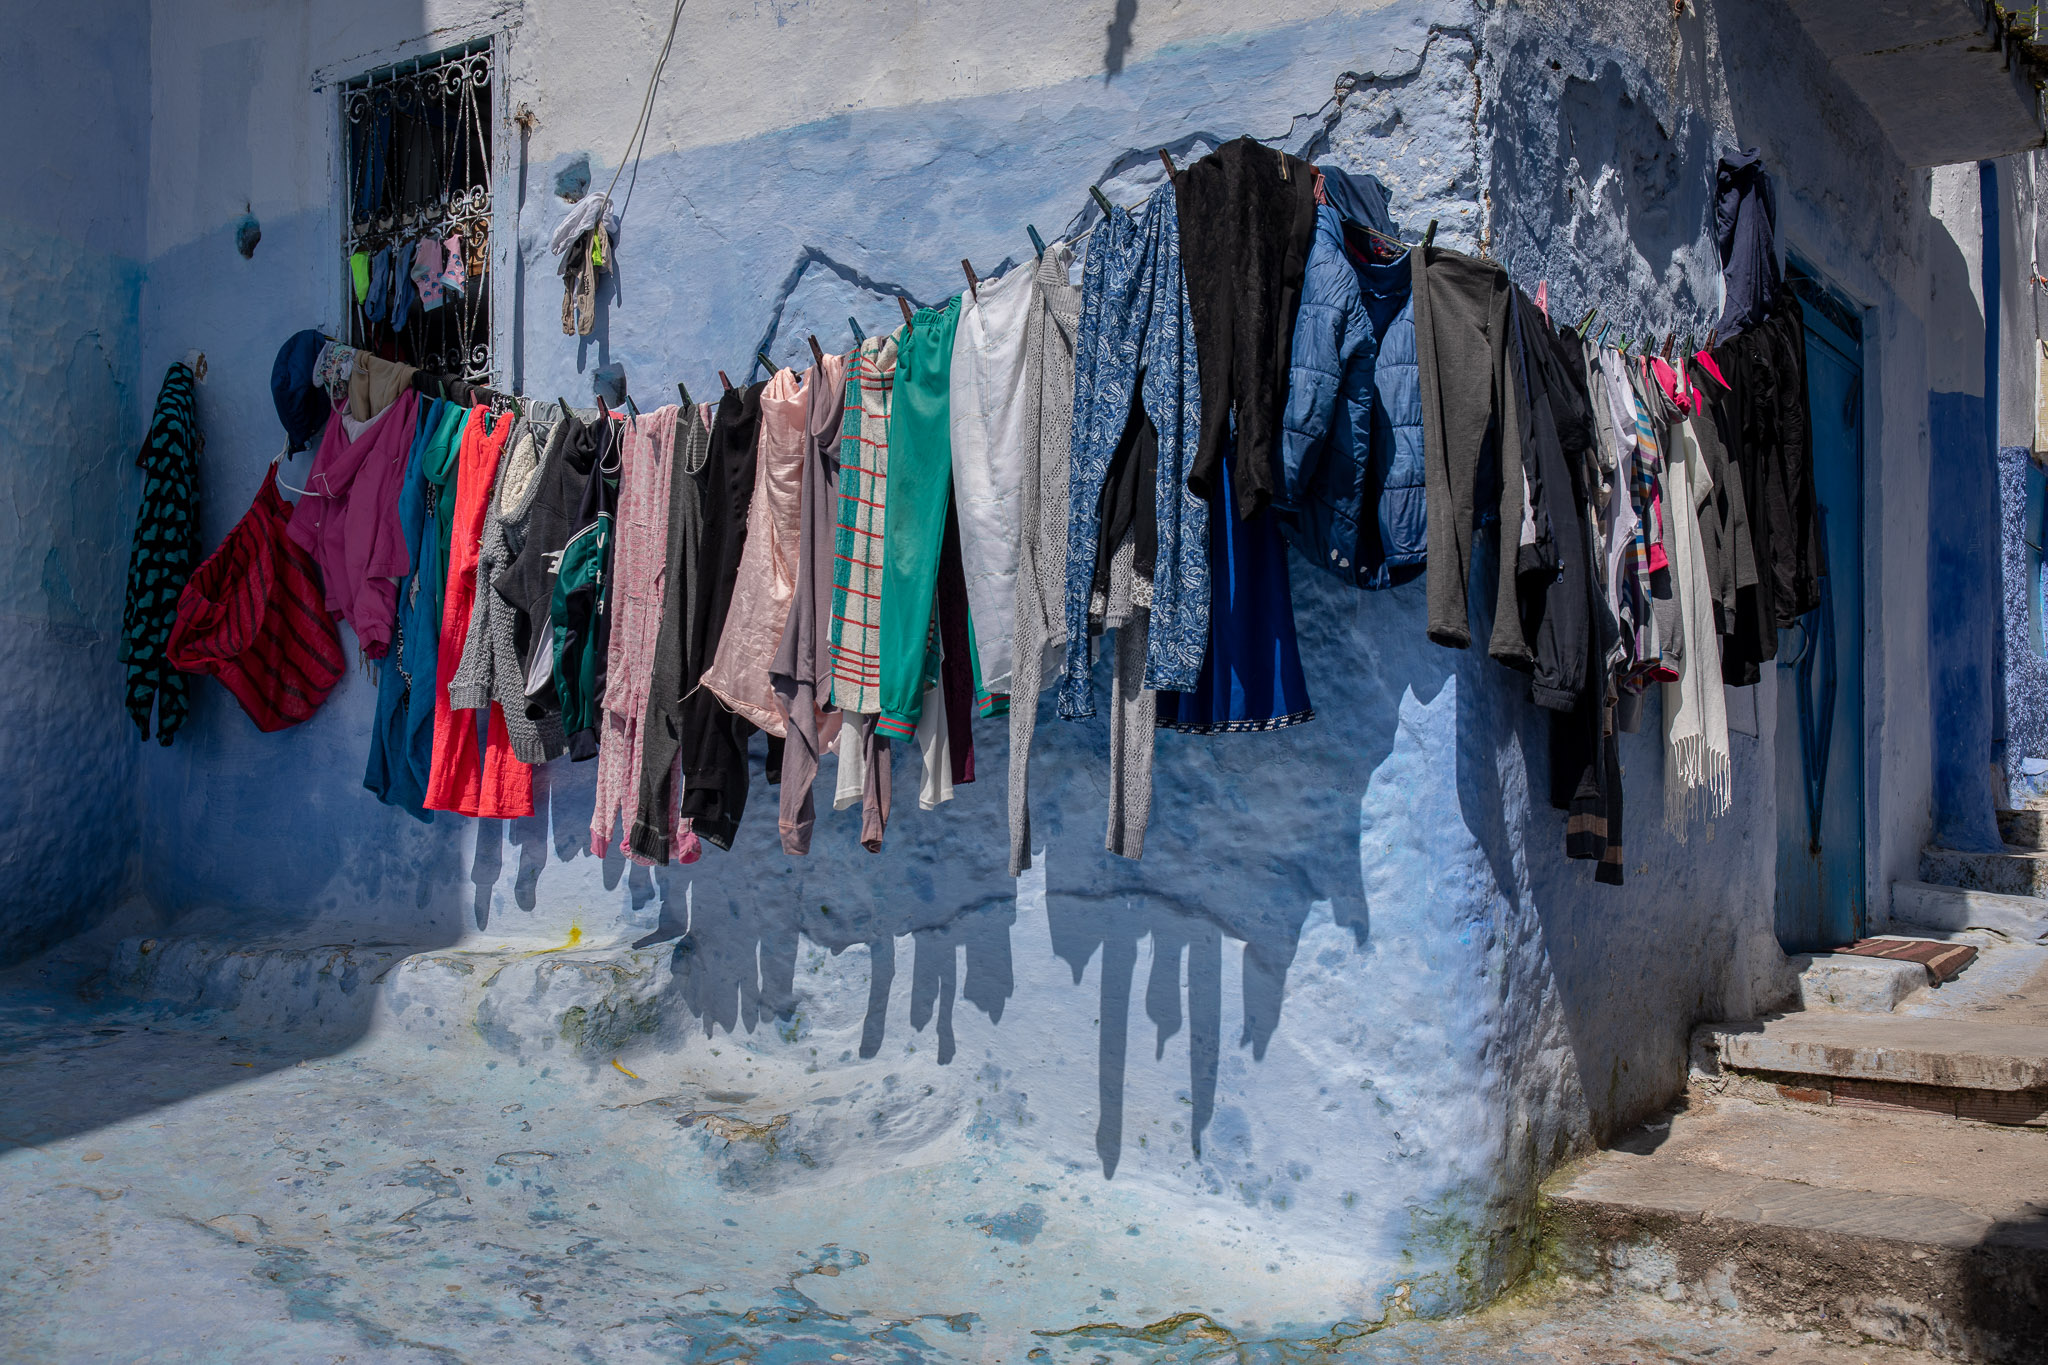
[{"xmin": 1156, "ymin": 436, "xmax": 1314, "ymax": 733}]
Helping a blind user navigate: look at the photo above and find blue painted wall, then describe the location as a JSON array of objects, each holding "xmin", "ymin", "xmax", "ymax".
[
  {"xmin": 4, "ymin": 0, "xmax": 1968, "ymax": 1319},
  {"xmin": 1926, "ymin": 164, "xmax": 2006, "ymax": 854},
  {"xmin": 1998, "ymin": 445, "xmax": 2048, "ymax": 798},
  {"xmin": 0, "ymin": 3, "xmax": 152, "ymax": 964}
]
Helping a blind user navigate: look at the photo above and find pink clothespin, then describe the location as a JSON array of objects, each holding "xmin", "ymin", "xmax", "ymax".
[{"xmin": 1534, "ymin": 281, "xmax": 1549, "ymax": 321}]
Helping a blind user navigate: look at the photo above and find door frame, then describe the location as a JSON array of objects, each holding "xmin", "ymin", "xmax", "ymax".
[
  {"xmin": 1782, "ymin": 252, "xmax": 1874, "ymax": 945},
  {"xmin": 1785, "ymin": 248, "xmax": 1875, "ymax": 941}
]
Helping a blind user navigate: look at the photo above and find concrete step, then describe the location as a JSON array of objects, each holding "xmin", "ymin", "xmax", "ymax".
[
  {"xmin": 1694, "ymin": 1012, "xmax": 2048, "ymax": 1125},
  {"xmin": 1543, "ymin": 1098, "xmax": 2048, "ymax": 1363},
  {"xmin": 1920, "ymin": 844, "xmax": 2048, "ymax": 899},
  {"xmin": 1892, "ymin": 881, "xmax": 2048, "ymax": 943},
  {"xmin": 1792, "ymin": 950, "xmax": 1930, "ymax": 1012},
  {"xmin": 105, "ymin": 934, "xmax": 674, "ymax": 1060},
  {"xmin": 1998, "ymin": 808, "xmax": 2048, "ymax": 850}
]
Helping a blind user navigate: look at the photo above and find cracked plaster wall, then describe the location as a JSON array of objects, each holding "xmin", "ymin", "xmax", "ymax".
[
  {"xmin": 47, "ymin": 0, "xmax": 1972, "ymax": 1320},
  {"xmin": 1488, "ymin": 0, "xmax": 1947, "ymax": 915},
  {"xmin": 0, "ymin": 2, "xmax": 151, "ymax": 966}
]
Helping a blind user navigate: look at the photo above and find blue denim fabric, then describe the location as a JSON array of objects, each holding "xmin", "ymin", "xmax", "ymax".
[
  {"xmin": 363, "ymin": 397, "xmax": 442, "ymax": 821},
  {"xmin": 1059, "ymin": 184, "xmax": 1208, "ymax": 717}
]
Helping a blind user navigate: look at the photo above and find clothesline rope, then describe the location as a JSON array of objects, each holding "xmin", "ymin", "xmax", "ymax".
[{"xmin": 593, "ymin": 0, "xmax": 689, "ymax": 232}]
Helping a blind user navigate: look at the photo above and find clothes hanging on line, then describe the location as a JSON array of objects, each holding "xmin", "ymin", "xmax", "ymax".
[
  {"xmin": 630, "ymin": 401, "xmax": 716, "ymax": 867},
  {"xmin": 123, "ymin": 361, "xmax": 203, "ymax": 745},
  {"xmin": 210, "ymin": 139, "xmax": 1825, "ymax": 894},
  {"xmin": 450, "ymin": 410, "xmax": 570, "ymax": 765},
  {"xmin": 550, "ymin": 410, "xmax": 621, "ymax": 762},
  {"xmin": 167, "ymin": 467, "xmax": 345, "ymax": 734},
  {"xmin": 1061, "ymin": 182, "xmax": 1208, "ymax": 711},
  {"xmin": 771, "ymin": 351, "xmax": 851, "ymax": 855},
  {"xmin": 365, "ymin": 396, "xmax": 463, "ymax": 819},
  {"xmin": 592, "ymin": 405, "xmax": 683, "ymax": 856},
  {"xmin": 286, "ymin": 388, "xmax": 417, "ymax": 660},
  {"xmin": 424, "ymin": 406, "xmax": 531, "ymax": 818}
]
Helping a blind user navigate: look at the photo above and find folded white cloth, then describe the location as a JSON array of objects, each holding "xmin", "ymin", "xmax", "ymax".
[{"xmin": 549, "ymin": 196, "xmax": 620, "ymax": 259}]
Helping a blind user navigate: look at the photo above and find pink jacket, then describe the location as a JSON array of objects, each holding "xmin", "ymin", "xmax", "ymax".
[{"xmin": 286, "ymin": 389, "xmax": 417, "ymax": 658}]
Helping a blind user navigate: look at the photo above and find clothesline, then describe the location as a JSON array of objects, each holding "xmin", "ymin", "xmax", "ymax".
[{"xmin": 132, "ymin": 136, "xmax": 1816, "ymax": 897}]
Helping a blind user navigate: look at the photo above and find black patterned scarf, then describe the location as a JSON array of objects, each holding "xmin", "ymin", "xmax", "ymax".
[{"xmin": 121, "ymin": 362, "xmax": 201, "ymax": 743}]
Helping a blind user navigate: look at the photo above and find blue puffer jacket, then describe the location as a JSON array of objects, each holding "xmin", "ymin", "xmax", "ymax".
[{"xmin": 1277, "ymin": 198, "xmax": 1425, "ymax": 589}]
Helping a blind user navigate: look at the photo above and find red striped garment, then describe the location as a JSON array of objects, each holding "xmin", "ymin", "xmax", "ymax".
[
  {"xmin": 167, "ymin": 468, "xmax": 346, "ymax": 731},
  {"xmin": 827, "ymin": 331, "xmax": 900, "ymax": 713}
]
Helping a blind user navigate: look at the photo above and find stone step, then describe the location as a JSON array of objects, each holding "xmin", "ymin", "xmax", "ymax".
[
  {"xmin": 1694, "ymin": 1012, "xmax": 2048, "ymax": 1125},
  {"xmin": 1920, "ymin": 844, "xmax": 2048, "ymax": 899},
  {"xmin": 106, "ymin": 934, "xmax": 674, "ymax": 1060},
  {"xmin": 1791, "ymin": 950, "xmax": 1929, "ymax": 1012},
  {"xmin": 1892, "ymin": 880, "xmax": 2048, "ymax": 943},
  {"xmin": 1544, "ymin": 1099, "xmax": 2048, "ymax": 1362},
  {"xmin": 1998, "ymin": 808, "xmax": 2048, "ymax": 850}
]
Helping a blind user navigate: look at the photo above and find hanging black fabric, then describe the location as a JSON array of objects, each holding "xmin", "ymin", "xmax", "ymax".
[
  {"xmin": 1176, "ymin": 136, "xmax": 1319, "ymax": 520},
  {"xmin": 1715, "ymin": 150, "xmax": 1781, "ymax": 338},
  {"xmin": 121, "ymin": 362, "xmax": 202, "ymax": 744},
  {"xmin": 679, "ymin": 381, "xmax": 765, "ymax": 851},
  {"xmin": 1505, "ymin": 288, "xmax": 1595, "ymax": 713}
]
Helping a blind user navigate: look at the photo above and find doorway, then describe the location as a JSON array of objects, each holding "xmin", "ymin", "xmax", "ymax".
[{"xmin": 1774, "ymin": 261, "xmax": 1868, "ymax": 952}]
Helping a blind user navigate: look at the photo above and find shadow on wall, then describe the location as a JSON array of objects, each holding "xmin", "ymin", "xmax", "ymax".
[
  {"xmin": 78, "ymin": 18, "xmax": 1774, "ymax": 1189},
  {"xmin": 548, "ymin": 562, "xmax": 1582, "ymax": 1181},
  {"xmin": 1491, "ymin": 50, "xmax": 1719, "ymax": 339},
  {"xmin": 1104, "ymin": 0, "xmax": 1140, "ymax": 80}
]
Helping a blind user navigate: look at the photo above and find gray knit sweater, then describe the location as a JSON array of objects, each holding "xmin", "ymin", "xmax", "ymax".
[
  {"xmin": 1009, "ymin": 242, "xmax": 1156, "ymax": 875},
  {"xmin": 449, "ymin": 416, "xmax": 569, "ymax": 763}
]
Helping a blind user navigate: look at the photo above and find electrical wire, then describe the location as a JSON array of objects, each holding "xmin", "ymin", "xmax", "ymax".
[{"xmin": 595, "ymin": 0, "xmax": 689, "ymax": 223}]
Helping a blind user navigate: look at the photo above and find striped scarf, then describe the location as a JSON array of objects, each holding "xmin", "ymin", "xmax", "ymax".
[{"xmin": 827, "ymin": 330, "xmax": 900, "ymax": 714}]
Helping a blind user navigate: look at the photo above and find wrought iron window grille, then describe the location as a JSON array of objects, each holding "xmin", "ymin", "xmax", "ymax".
[{"xmin": 342, "ymin": 39, "xmax": 494, "ymax": 383}]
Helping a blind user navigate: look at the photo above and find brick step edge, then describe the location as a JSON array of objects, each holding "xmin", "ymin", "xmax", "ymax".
[{"xmin": 1695, "ymin": 1064, "xmax": 2048, "ymax": 1126}]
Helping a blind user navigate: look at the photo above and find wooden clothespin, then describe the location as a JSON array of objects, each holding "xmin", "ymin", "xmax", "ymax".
[
  {"xmin": 898, "ymin": 296, "xmax": 915, "ymax": 329},
  {"xmin": 1705, "ymin": 327, "xmax": 1718, "ymax": 351},
  {"xmin": 961, "ymin": 259, "xmax": 979, "ymax": 301},
  {"xmin": 594, "ymin": 396, "xmax": 610, "ymax": 420},
  {"xmin": 677, "ymin": 381, "xmax": 692, "ymax": 407},
  {"xmin": 848, "ymin": 316, "xmax": 865, "ymax": 344},
  {"xmin": 1158, "ymin": 149, "xmax": 1177, "ymax": 182},
  {"xmin": 809, "ymin": 335, "xmax": 826, "ymax": 368},
  {"xmin": 718, "ymin": 371, "xmax": 733, "ymax": 392},
  {"xmin": 1027, "ymin": 225, "xmax": 1046, "ymax": 260},
  {"xmin": 757, "ymin": 351, "xmax": 778, "ymax": 375},
  {"xmin": 1089, "ymin": 186, "xmax": 1115, "ymax": 217},
  {"xmin": 1660, "ymin": 333, "xmax": 1675, "ymax": 360},
  {"xmin": 1423, "ymin": 219, "xmax": 1438, "ymax": 248}
]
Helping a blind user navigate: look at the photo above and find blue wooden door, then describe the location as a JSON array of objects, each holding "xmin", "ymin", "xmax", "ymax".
[{"xmin": 1774, "ymin": 283, "xmax": 1866, "ymax": 951}]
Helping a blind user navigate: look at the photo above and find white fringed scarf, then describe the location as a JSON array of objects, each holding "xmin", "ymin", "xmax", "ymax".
[{"xmin": 1658, "ymin": 364, "xmax": 1732, "ymax": 835}]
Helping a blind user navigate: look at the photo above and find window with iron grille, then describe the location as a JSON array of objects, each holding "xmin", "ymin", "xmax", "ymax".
[{"xmin": 342, "ymin": 40, "xmax": 494, "ymax": 383}]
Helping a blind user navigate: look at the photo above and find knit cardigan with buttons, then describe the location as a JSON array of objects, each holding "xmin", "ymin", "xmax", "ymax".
[{"xmin": 448, "ymin": 417, "xmax": 569, "ymax": 763}]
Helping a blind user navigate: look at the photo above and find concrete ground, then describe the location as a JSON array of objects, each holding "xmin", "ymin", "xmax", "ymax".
[
  {"xmin": 1608, "ymin": 1095, "xmax": 2048, "ymax": 1220},
  {"xmin": 1547, "ymin": 932, "xmax": 2048, "ymax": 1363},
  {"xmin": 1895, "ymin": 934, "xmax": 2048, "ymax": 1027},
  {"xmin": 0, "ymin": 977, "xmax": 1968, "ymax": 1365}
]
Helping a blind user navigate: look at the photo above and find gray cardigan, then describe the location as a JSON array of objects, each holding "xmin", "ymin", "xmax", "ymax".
[{"xmin": 449, "ymin": 415, "xmax": 569, "ymax": 763}]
